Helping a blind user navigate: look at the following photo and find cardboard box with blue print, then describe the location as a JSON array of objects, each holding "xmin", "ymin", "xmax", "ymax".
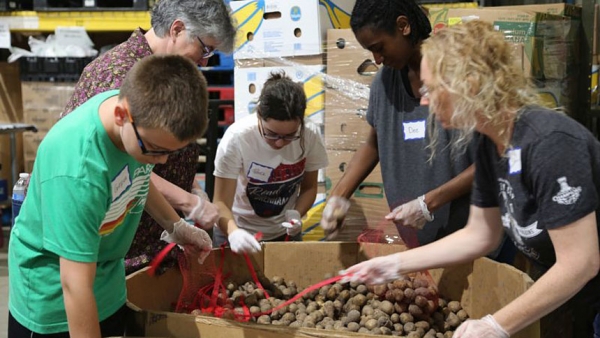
[
  {"xmin": 125, "ymin": 242, "xmax": 544, "ymax": 338},
  {"xmin": 233, "ymin": 65, "xmax": 325, "ymax": 123},
  {"xmin": 230, "ymin": 0, "xmax": 321, "ymax": 59}
]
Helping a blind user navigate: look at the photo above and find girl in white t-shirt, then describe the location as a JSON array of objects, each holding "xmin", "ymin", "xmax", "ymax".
[{"xmin": 212, "ymin": 72, "xmax": 328, "ymax": 253}]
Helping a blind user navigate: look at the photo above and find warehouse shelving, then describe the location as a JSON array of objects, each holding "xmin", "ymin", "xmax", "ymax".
[{"xmin": 0, "ymin": 10, "xmax": 150, "ymax": 32}]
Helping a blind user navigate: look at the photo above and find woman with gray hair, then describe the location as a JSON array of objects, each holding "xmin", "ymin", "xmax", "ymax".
[
  {"xmin": 61, "ymin": 0, "xmax": 236, "ymax": 275},
  {"xmin": 341, "ymin": 20, "xmax": 599, "ymax": 338}
]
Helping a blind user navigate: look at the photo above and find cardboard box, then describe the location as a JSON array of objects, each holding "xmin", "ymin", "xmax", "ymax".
[
  {"xmin": 318, "ymin": 0, "xmax": 355, "ymax": 35},
  {"xmin": 324, "ymin": 29, "xmax": 373, "ymax": 150},
  {"xmin": 126, "ymin": 242, "xmax": 540, "ymax": 338},
  {"xmin": 230, "ymin": 0, "xmax": 323, "ymax": 59},
  {"xmin": 20, "ymin": 82, "xmax": 75, "ymax": 162},
  {"xmin": 429, "ymin": 8, "xmax": 568, "ymax": 80},
  {"xmin": 234, "ymin": 65, "xmax": 325, "ymax": 122}
]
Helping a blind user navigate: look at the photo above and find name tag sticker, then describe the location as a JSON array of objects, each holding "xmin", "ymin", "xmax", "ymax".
[
  {"xmin": 112, "ymin": 165, "xmax": 131, "ymax": 201},
  {"xmin": 248, "ymin": 162, "xmax": 274, "ymax": 182},
  {"xmin": 508, "ymin": 148, "xmax": 522, "ymax": 174},
  {"xmin": 403, "ymin": 120, "xmax": 426, "ymax": 140}
]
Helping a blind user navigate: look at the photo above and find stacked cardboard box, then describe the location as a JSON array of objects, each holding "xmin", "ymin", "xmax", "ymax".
[
  {"xmin": 429, "ymin": 5, "xmax": 580, "ymax": 115},
  {"xmin": 21, "ymin": 82, "xmax": 75, "ymax": 172}
]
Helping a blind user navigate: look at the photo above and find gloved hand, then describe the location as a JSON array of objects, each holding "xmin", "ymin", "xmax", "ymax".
[
  {"xmin": 160, "ymin": 218, "xmax": 213, "ymax": 264},
  {"xmin": 339, "ymin": 253, "xmax": 402, "ymax": 285},
  {"xmin": 454, "ymin": 315, "xmax": 510, "ymax": 338},
  {"xmin": 281, "ymin": 210, "xmax": 302, "ymax": 236},
  {"xmin": 320, "ymin": 196, "xmax": 351, "ymax": 231},
  {"xmin": 385, "ymin": 195, "xmax": 433, "ymax": 229},
  {"xmin": 186, "ymin": 189, "xmax": 220, "ymax": 230},
  {"xmin": 228, "ymin": 228, "xmax": 262, "ymax": 254}
]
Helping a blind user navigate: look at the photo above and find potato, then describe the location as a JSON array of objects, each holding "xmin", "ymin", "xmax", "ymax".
[
  {"xmin": 344, "ymin": 321, "xmax": 359, "ymax": 332},
  {"xmin": 395, "ymin": 302, "xmax": 409, "ymax": 314},
  {"xmin": 390, "ymin": 313, "xmax": 401, "ymax": 324},
  {"xmin": 257, "ymin": 315, "xmax": 271, "ymax": 324},
  {"xmin": 289, "ymin": 320, "xmax": 301, "ymax": 328},
  {"xmin": 352, "ymin": 293, "xmax": 367, "ymax": 307},
  {"xmin": 412, "ymin": 278, "xmax": 429, "ymax": 289},
  {"xmin": 415, "ymin": 321, "xmax": 430, "ymax": 331},
  {"xmin": 446, "ymin": 312, "xmax": 461, "ymax": 328},
  {"xmin": 377, "ymin": 316, "xmax": 393, "ymax": 329},
  {"xmin": 409, "ymin": 304, "xmax": 424, "ymax": 318},
  {"xmin": 415, "ymin": 295, "xmax": 428, "ymax": 308},
  {"xmin": 362, "ymin": 304, "xmax": 374, "ymax": 316},
  {"xmin": 447, "ymin": 301, "xmax": 462, "ymax": 313},
  {"xmin": 365, "ymin": 318, "xmax": 379, "ymax": 330},
  {"xmin": 457, "ymin": 309, "xmax": 469, "ymax": 321},
  {"xmin": 403, "ymin": 321, "xmax": 416, "ymax": 333},
  {"xmin": 400, "ymin": 312, "xmax": 414, "ymax": 324},
  {"xmin": 404, "ymin": 288, "xmax": 416, "ymax": 303},
  {"xmin": 358, "ymin": 327, "xmax": 370, "ymax": 333},
  {"xmin": 407, "ymin": 331, "xmax": 421, "ymax": 338},
  {"xmin": 380, "ymin": 300, "xmax": 395, "ymax": 315},
  {"xmin": 373, "ymin": 284, "xmax": 388, "ymax": 297},
  {"xmin": 346, "ymin": 309, "xmax": 361, "ymax": 323}
]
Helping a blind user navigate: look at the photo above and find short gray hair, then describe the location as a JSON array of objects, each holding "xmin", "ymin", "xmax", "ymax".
[{"xmin": 151, "ymin": 0, "xmax": 236, "ymax": 54}]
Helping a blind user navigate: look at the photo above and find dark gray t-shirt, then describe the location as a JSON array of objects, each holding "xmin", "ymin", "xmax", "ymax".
[
  {"xmin": 472, "ymin": 107, "xmax": 600, "ymax": 308},
  {"xmin": 367, "ymin": 66, "xmax": 474, "ymax": 245}
]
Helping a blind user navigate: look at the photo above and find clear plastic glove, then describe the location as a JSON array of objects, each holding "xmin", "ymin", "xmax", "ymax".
[
  {"xmin": 454, "ymin": 315, "xmax": 510, "ymax": 338},
  {"xmin": 386, "ymin": 195, "xmax": 433, "ymax": 230},
  {"xmin": 320, "ymin": 196, "xmax": 351, "ymax": 231},
  {"xmin": 339, "ymin": 253, "xmax": 402, "ymax": 285},
  {"xmin": 228, "ymin": 228, "xmax": 262, "ymax": 254},
  {"xmin": 281, "ymin": 210, "xmax": 302, "ymax": 236},
  {"xmin": 186, "ymin": 188, "xmax": 220, "ymax": 230},
  {"xmin": 160, "ymin": 218, "xmax": 213, "ymax": 264}
]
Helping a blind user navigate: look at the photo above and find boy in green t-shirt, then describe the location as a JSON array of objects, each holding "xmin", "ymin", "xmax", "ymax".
[{"xmin": 8, "ymin": 54, "xmax": 213, "ymax": 338}]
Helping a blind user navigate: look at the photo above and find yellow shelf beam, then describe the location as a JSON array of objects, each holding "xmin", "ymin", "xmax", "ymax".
[{"xmin": 0, "ymin": 11, "xmax": 150, "ymax": 32}]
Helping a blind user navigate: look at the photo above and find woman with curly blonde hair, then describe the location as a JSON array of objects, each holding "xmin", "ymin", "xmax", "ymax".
[{"xmin": 341, "ymin": 20, "xmax": 600, "ymax": 338}]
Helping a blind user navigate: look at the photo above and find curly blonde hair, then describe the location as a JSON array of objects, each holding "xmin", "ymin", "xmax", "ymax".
[{"xmin": 421, "ymin": 20, "xmax": 544, "ymax": 156}]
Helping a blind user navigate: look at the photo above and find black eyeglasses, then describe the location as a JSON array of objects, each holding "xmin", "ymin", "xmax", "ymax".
[
  {"xmin": 125, "ymin": 109, "xmax": 184, "ymax": 156},
  {"xmin": 258, "ymin": 118, "xmax": 301, "ymax": 141},
  {"xmin": 197, "ymin": 36, "xmax": 215, "ymax": 59}
]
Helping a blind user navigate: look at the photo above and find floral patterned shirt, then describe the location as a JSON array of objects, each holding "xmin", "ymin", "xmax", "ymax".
[{"xmin": 62, "ymin": 28, "xmax": 199, "ymax": 274}]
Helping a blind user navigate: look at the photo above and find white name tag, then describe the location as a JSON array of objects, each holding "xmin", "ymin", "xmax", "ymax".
[
  {"xmin": 508, "ymin": 148, "xmax": 522, "ymax": 174},
  {"xmin": 403, "ymin": 120, "xmax": 426, "ymax": 140},
  {"xmin": 112, "ymin": 165, "xmax": 131, "ymax": 201},
  {"xmin": 248, "ymin": 162, "xmax": 273, "ymax": 182}
]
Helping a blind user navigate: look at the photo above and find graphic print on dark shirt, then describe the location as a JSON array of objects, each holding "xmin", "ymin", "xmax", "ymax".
[{"xmin": 246, "ymin": 158, "xmax": 306, "ymax": 217}]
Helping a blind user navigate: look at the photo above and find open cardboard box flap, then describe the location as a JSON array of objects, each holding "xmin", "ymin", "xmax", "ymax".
[{"xmin": 126, "ymin": 242, "xmax": 537, "ymax": 338}]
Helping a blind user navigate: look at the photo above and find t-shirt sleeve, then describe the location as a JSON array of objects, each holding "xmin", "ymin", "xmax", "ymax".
[
  {"xmin": 41, "ymin": 176, "xmax": 108, "ymax": 262},
  {"xmin": 471, "ymin": 136, "xmax": 500, "ymax": 208},
  {"xmin": 213, "ymin": 126, "xmax": 243, "ymax": 179},
  {"xmin": 366, "ymin": 70, "xmax": 383, "ymax": 128},
  {"xmin": 304, "ymin": 124, "xmax": 329, "ymax": 172},
  {"xmin": 529, "ymin": 132, "xmax": 598, "ymax": 229}
]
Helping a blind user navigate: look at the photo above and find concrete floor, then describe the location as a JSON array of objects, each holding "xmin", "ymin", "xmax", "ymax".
[{"xmin": 1, "ymin": 226, "xmax": 9, "ymax": 338}]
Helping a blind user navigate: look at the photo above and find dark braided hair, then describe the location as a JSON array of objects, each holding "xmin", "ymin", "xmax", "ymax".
[{"xmin": 350, "ymin": 0, "xmax": 431, "ymax": 46}]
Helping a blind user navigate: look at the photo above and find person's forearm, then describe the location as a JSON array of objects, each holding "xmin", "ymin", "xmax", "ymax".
[
  {"xmin": 424, "ymin": 164, "xmax": 475, "ymax": 212},
  {"xmin": 144, "ymin": 180, "xmax": 181, "ymax": 233},
  {"xmin": 330, "ymin": 129, "xmax": 379, "ymax": 199},
  {"xmin": 60, "ymin": 259, "xmax": 101, "ymax": 338},
  {"xmin": 295, "ymin": 185, "xmax": 317, "ymax": 217},
  {"xmin": 63, "ymin": 288, "xmax": 100, "ymax": 338},
  {"xmin": 494, "ymin": 262, "xmax": 591, "ymax": 335},
  {"xmin": 150, "ymin": 172, "xmax": 197, "ymax": 214},
  {"xmin": 215, "ymin": 201, "xmax": 239, "ymax": 236}
]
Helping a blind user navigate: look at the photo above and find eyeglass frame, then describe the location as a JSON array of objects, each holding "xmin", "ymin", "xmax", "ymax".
[
  {"xmin": 196, "ymin": 36, "xmax": 215, "ymax": 59},
  {"xmin": 125, "ymin": 109, "xmax": 185, "ymax": 156},
  {"xmin": 419, "ymin": 85, "xmax": 430, "ymax": 99},
  {"xmin": 258, "ymin": 118, "xmax": 302, "ymax": 142}
]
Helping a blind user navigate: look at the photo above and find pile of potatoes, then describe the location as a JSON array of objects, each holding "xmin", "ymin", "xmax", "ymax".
[{"xmin": 191, "ymin": 274, "xmax": 469, "ymax": 337}]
